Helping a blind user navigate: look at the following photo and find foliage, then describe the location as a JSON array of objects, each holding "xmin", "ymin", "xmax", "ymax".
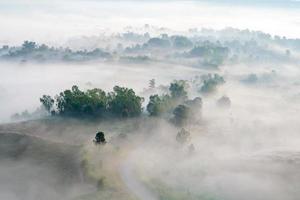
[
  {"xmin": 172, "ymin": 36, "xmax": 193, "ymax": 49},
  {"xmin": 146, "ymin": 80, "xmax": 189, "ymax": 116},
  {"xmin": 94, "ymin": 132, "xmax": 106, "ymax": 144},
  {"xmin": 2, "ymin": 41, "xmax": 111, "ymax": 63},
  {"xmin": 200, "ymin": 74, "xmax": 225, "ymax": 94},
  {"xmin": 169, "ymin": 80, "xmax": 188, "ymax": 101},
  {"xmin": 22, "ymin": 41, "xmax": 37, "ymax": 53},
  {"xmin": 40, "ymin": 95, "xmax": 55, "ymax": 113},
  {"xmin": 146, "ymin": 80, "xmax": 203, "ymax": 122},
  {"xmin": 41, "ymin": 85, "xmax": 143, "ymax": 119},
  {"xmin": 146, "ymin": 38, "xmax": 171, "ymax": 48},
  {"xmin": 185, "ymin": 97, "xmax": 202, "ymax": 109},
  {"xmin": 172, "ymin": 104, "xmax": 190, "ymax": 126},
  {"xmin": 170, "ymin": 97, "xmax": 202, "ymax": 126},
  {"xmin": 185, "ymin": 97, "xmax": 202, "ymax": 117},
  {"xmin": 55, "ymin": 85, "xmax": 107, "ymax": 117},
  {"xmin": 189, "ymin": 42, "xmax": 229, "ymax": 67},
  {"xmin": 147, "ymin": 94, "xmax": 172, "ymax": 116},
  {"xmin": 108, "ymin": 86, "xmax": 144, "ymax": 117},
  {"xmin": 1, "ymin": 28, "xmax": 299, "ymax": 66}
]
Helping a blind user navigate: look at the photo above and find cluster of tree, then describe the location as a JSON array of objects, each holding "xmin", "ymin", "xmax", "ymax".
[
  {"xmin": 2, "ymin": 27, "xmax": 299, "ymax": 66},
  {"xmin": 241, "ymin": 70, "xmax": 277, "ymax": 85},
  {"xmin": 146, "ymin": 80, "xmax": 188, "ymax": 116},
  {"xmin": 187, "ymin": 42, "xmax": 229, "ymax": 67},
  {"xmin": 171, "ymin": 97, "xmax": 202, "ymax": 126},
  {"xmin": 0, "ymin": 41, "xmax": 111, "ymax": 63},
  {"xmin": 199, "ymin": 74, "xmax": 225, "ymax": 94},
  {"xmin": 123, "ymin": 35, "xmax": 193, "ymax": 56},
  {"xmin": 123, "ymin": 29, "xmax": 299, "ymax": 65},
  {"xmin": 40, "ymin": 85, "xmax": 143, "ymax": 118},
  {"xmin": 193, "ymin": 27, "xmax": 300, "ymax": 51},
  {"xmin": 124, "ymin": 36, "xmax": 230, "ymax": 68},
  {"xmin": 146, "ymin": 80, "xmax": 202, "ymax": 126},
  {"xmin": 146, "ymin": 37, "xmax": 171, "ymax": 49},
  {"xmin": 142, "ymin": 35, "xmax": 193, "ymax": 49},
  {"xmin": 147, "ymin": 94, "xmax": 173, "ymax": 117},
  {"xmin": 119, "ymin": 55, "xmax": 151, "ymax": 64},
  {"xmin": 39, "ymin": 79, "xmax": 203, "ymax": 124},
  {"xmin": 172, "ymin": 36, "xmax": 193, "ymax": 49},
  {"xmin": 121, "ymin": 32, "xmax": 150, "ymax": 43}
]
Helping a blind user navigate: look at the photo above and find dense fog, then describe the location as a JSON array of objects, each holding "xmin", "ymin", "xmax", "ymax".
[{"xmin": 1, "ymin": 1, "xmax": 300, "ymax": 200}]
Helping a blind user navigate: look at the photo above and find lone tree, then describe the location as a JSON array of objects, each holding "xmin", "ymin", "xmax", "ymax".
[
  {"xmin": 217, "ymin": 96, "xmax": 231, "ymax": 108},
  {"xmin": 94, "ymin": 131, "xmax": 106, "ymax": 144}
]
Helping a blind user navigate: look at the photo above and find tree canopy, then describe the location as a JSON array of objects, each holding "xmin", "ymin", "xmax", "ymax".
[
  {"xmin": 147, "ymin": 94, "xmax": 172, "ymax": 116},
  {"xmin": 146, "ymin": 80, "xmax": 202, "ymax": 125},
  {"xmin": 40, "ymin": 85, "xmax": 143, "ymax": 119},
  {"xmin": 146, "ymin": 80, "xmax": 189, "ymax": 116},
  {"xmin": 169, "ymin": 80, "xmax": 188, "ymax": 101},
  {"xmin": 108, "ymin": 86, "xmax": 144, "ymax": 117},
  {"xmin": 200, "ymin": 74, "xmax": 225, "ymax": 94},
  {"xmin": 94, "ymin": 132, "xmax": 106, "ymax": 144}
]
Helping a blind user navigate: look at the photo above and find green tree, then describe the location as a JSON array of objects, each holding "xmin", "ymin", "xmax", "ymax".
[
  {"xmin": 146, "ymin": 80, "xmax": 190, "ymax": 117},
  {"xmin": 55, "ymin": 85, "xmax": 85, "ymax": 116},
  {"xmin": 85, "ymin": 88, "xmax": 107, "ymax": 116},
  {"xmin": 172, "ymin": 36, "xmax": 193, "ymax": 49},
  {"xmin": 55, "ymin": 85, "xmax": 108, "ymax": 117},
  {"xmin": 41, "ymin": 85, "xmax": 143, "ymax": 119},
  {"xmin": 147, "ymin": 94, "xmax": 171, "ymax": 116},
  {"xmin": 147, "ymin": 38, "xmax": 171, "ymax": 48},
  {"xmin": 200, "ymin": 74, "xmax": 225, "ymax": 94},
  {"xmin": 169, "ymin": 80, "xmax": 188, "ymax": 101},
  {"xmin": 94, "ymin": 131, "xmax": 106, "ymax": 144},
  {"xmin": 40, "ymin": 95, "xmax": 55, "ymax": 113},
  {"xmin": 22, "ymin": 41, "xmax": 37, "ymax": 53},
  {"xmin": 108, "ymin": 86, "xmax": 143, "ymax": 118},
  {"xmin": 172, "ymin": 104, "xmax": 190, "ymax": 126}
]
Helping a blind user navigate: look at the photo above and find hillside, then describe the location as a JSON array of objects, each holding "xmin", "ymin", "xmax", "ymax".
[{"xmin": 0, "ymin": 131, "xmax": 95, "ymax": 200}]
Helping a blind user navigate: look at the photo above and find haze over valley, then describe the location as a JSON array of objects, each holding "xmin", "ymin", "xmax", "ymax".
[{"xmin": 1, "ymin": 1, "xmax": 300, "ymax": 200}]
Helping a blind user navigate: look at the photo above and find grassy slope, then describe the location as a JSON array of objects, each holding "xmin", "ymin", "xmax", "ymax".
[
  {"xmin": 0, "ymin": 119, "xmax": 140, "ymax": 200},
  {"xmin": 1, "ymin": 117, "xmax": 202, "ymax": 200},
  {"xmin": 0, "ymin": 132, "xmax": 83, "ymax": 183}
]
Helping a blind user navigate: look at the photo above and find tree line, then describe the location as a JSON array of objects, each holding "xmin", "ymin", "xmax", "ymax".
[
  {"xmin": 40, "ymin": 80, "xmax": 203, "ymax": 126},
  {"xmin": 40, "ymin": 85, "xmax": 143, "ymax": 118}
]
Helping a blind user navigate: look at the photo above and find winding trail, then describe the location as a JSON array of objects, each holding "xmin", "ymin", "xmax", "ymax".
[{"xmin": 120, "ymin": 153, "xmax": 158, "ymax": 200}]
